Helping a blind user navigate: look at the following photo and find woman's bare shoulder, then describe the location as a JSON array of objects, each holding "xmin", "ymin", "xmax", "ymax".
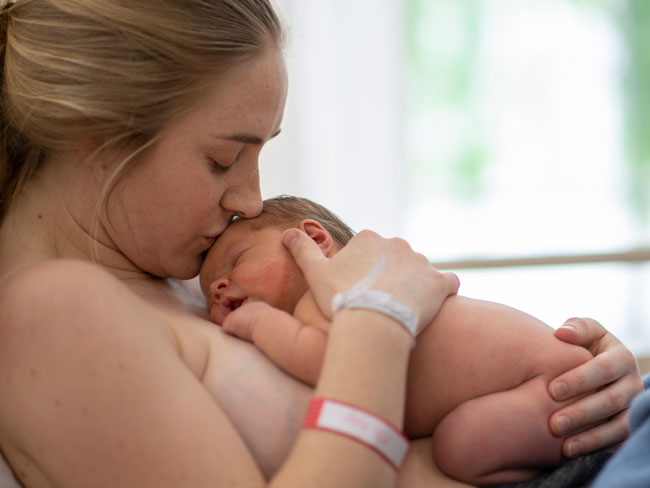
[
  {"xmin": 0, "ymin": 260, "xmax": 265, "ymax": 487},
  {"xmin": 0, "ymin": 259, "xmax": 174, "ymax": 358},
  {"xmin": 0, "ymin": 258, "xmax": 121, "ymax": 300},
  {"xmin": 2, "ymin": 260, "xmax": 136, "ymax": 327}
]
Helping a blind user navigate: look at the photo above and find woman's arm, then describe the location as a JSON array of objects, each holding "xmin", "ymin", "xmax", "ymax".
[
  {"xmin": 0, "ymin": 261, "xmax": 266, "ymax": 488},
  {"xmin": 398, "ymin": 439, "xmax": 476, "ymax": 488},
  {"xmin": 270, "ymin": 229, "xmax": 459, "ymax": 487},
  {"xmin": 549, "ymin": 318, "xmax": 645, "ymax": 457},
  {"xmin": 0, "ymin": 230, "xmax": 459, "ymax": 488}
]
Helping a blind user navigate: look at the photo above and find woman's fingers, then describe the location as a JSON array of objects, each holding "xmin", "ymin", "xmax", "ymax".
[
  {"xmin": 550, "ymin": 372, "xmax": 639, "ymax": 436},
  {"xmin": 442, "ymin": 272, "xmax": 461, "ymax": 295},
  {"xmin": 553, "ymin": 318, "xmax": 606, "ymax": 352},
  {"xmin": 282, "ymin": 228, "xmax": 333, "ymax": 309},
  {"xmin": 549, "ymin": 317, "xmax": 644, "ymax": 455},
  {"xmin": 550, "ymin": 317, "xmax": 642, "ymax": 401},
  {"xmin": 559, "ymin": 409, "xmax": 631, "ymax": 458},
  {"xmin": 549, "ymin": 347, "xmax": 639, "ymax": 402},
  {"xmin": 282, "ymin": 228, "xmax": 459, "ymax": 327},
  {"xmin": 554, "ymin": 317, "xmax": 622, "ymax": 357},
  {"xmin": 282, "ymin": 228, "xmax": 329, "ymax": 279}
]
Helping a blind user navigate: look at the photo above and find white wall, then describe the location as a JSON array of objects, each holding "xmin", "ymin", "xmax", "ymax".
[{"xmin": 260, "ymin": 0, "xmax": 405, "ymax": 237}]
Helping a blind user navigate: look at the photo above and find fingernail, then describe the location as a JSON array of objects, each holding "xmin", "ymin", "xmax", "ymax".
[
  {"xmin": 555, "ymin": 415, "xmax": 571, "ymax": 435},
  {"xmin": 560, "ymin": 322, "xmax": 577, "ymax": 332},
  {"xmin": 282, "ymin": 230, "xmax": 297, "ymax": 248},
  {"xmin": 552, "ymin": 381, "xmax": 568, "ymax": 399},
  {"xmin": 452, "ymin": 273, "xmax": 460, "ymax": 288},
  {"xmin": 567, "ymin": 440, "xmax": 583, "ymax": 458}
]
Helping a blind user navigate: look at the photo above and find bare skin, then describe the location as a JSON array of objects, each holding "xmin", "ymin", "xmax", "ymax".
[
  {"xmin": 0, "ymin": 246, "xmax": 462, "ymax": 487},
  {"xmin": 198, "ymin": 216, "xmax": 644, "ymax": 479},
  {"xmin": 0, "ymin": 38, "xmax": 643, "ymax": 488},
  {"xmin": 0, "ymin": 54, "xmax": 464, "ymax": 485},
  {"xmin": 201, "ymin": 218, "xmax": 596, "ymax": 484}
]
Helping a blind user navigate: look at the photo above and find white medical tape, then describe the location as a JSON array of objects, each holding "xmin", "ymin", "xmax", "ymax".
[
  {"xmin": 331, "ymin": 255, "xmax": 418, "ymax": 340},
  {"xmin": 303, "ymin": 397, "xmax": 410, "ymax": 471}
]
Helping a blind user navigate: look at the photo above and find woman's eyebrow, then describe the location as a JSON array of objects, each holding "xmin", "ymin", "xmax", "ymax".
[{"xmin": 216, "ymin": 128, "xmax": 281, "ymax": 145}]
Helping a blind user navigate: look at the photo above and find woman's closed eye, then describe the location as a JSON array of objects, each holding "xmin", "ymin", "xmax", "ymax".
[{"xmin": 209, "ymin": 158, "xmax": 232, "ymax": 173}]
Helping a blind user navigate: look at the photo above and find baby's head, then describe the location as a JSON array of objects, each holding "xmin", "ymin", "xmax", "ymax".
[
  {"xmin": 200, "ymin": 196, "xmax": 355, "ymax": 324},
  {"xmin": 248, "ymin": 196, "xmax": 355, "ymax": 249}
]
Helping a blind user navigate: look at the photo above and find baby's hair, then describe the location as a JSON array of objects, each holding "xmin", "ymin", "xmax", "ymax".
[{"xmin": 244, "ymin": 195, "xmax": 356, "ymax": 248}]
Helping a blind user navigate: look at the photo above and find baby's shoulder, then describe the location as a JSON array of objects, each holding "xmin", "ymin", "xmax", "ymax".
[{"xmin": 293, "ymin": 290, "xmax": 331, "ymax": 332}]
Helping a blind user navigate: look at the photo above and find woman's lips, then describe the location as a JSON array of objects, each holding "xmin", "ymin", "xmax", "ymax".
[{"xmin": 204, "ymin": 226, "xmax": 227, "ymax": 247}]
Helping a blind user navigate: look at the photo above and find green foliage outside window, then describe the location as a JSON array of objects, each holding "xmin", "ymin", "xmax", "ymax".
[
  {"xmin": 405, "ymin": 0, "xmax": 650, "ymax": 229},
  {"xmin": 404, "ymin": 0, "xmax": 487, "ymax": 200},
  {"xmin": 621, "ymin": 0, "xmax": 650, "ymax": 226}
]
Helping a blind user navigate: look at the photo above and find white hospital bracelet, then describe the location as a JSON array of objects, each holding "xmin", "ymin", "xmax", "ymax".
[
  {"xmin": 303, "ymin": 397, "xmax": 410, "ymax": 471},
  {"xmin": 331, "ymin": 255, "xmax": 418, "ymax": 341}
]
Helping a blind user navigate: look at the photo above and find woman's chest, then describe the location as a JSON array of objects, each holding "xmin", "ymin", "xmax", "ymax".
[{"xmin": 167, "ymin": 310, "xmax": 312, "ymax": 478}]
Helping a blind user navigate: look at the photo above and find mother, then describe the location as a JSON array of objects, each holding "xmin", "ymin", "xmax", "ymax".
[{"xmin": 0, "ymin": 1, "xmax": 642, "ymax": 487}]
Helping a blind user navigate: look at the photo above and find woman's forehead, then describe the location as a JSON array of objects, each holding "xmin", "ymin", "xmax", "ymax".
[{"xmin": 200, "ymin": 50, "xmax": 287, "ymax": 140}]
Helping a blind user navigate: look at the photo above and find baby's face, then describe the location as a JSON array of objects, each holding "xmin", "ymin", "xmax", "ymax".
[{"xmin": 199, "ymin": 220, "xmax": 309, "ymax": 325}]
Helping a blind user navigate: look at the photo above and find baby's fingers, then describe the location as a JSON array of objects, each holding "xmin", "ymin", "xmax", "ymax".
[{"xmin": 222, "ymin": 302, "xmax": 270, "ymax": 342}]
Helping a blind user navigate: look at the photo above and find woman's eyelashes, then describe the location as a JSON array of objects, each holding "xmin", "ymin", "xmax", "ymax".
[
  {"xmin": 208, "ymin": 144, "xmax": 244, "ymax": 173},
  {"xmin": 209, "ymin": 158, "xmax": 232, "ymax": 173}
]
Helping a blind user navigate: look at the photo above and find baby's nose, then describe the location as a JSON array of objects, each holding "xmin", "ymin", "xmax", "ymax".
[{"xmin": 209, "ymin": 277, "xmax": 229, "ymax": 301}]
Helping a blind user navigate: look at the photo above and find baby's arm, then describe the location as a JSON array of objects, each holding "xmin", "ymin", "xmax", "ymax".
[{"xmin": 222, "ymin": 299, "xmax": 327, "ymax": 386}]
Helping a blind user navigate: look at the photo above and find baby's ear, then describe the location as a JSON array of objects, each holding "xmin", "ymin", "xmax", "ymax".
[{"xmin": 298, "ymin": 219, "xmax": 335, "ymax": 257}]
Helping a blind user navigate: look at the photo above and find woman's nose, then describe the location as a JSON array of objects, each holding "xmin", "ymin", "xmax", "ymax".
[{"xmin": 221, "ymin": 160, "xmax": 263, "ymax": 219}]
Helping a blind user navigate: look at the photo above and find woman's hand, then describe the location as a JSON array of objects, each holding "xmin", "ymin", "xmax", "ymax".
[
  {"xmin": 282, "ymin": 229, "xmax": 459, "ymax": 335},
  {"xmin": 549, "ymin": 317, "xmax": 645, "ymax": 458}
]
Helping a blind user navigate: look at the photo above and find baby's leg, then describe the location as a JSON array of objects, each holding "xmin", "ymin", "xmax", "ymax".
[{"xmin": 432, "ymin": 375, "xmax": 569, "ymax": 485}]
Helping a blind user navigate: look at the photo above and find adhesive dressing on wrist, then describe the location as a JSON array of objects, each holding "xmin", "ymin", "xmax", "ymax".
[
  {"xmin": 331, "ymin": 255, "xmax": 418, "ymax": 341},
  {"xmin": 303, "ymin": 397, "xmax": 410, "ymax": 470}
]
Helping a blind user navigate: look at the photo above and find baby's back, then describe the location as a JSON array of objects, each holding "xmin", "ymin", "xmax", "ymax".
[
  {"xmin": 405, "ymin": 295, "xmax": 591, "ymax": 435},
  {"xmin": 404, "ymin": 295, "xmax": 592, "ymax": 484}
]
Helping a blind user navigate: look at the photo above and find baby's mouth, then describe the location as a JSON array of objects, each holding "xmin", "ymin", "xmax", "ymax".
[{"xmin": 223, "ymin": 296, "xmax": 248, "ymax": 312}]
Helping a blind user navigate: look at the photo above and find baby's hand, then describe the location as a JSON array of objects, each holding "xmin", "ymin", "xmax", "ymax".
[{"xmin": 222, "ymin": 302, "xmax": 273, "ymax": 342}]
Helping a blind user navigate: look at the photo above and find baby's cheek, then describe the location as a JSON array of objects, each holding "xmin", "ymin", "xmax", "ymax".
[{"xmin": 255, "ymin": 261, "xmax": 303, "ymax": 312}]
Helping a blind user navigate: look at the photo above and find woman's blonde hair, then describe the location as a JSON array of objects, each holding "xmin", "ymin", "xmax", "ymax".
[{"xmin": 0, "ymin": 0, "xmax": 283, "ymax": 224}]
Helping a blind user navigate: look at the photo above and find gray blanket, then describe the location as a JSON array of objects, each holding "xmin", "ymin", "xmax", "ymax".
[
  {"xmin": 0, "ymin": 449, "xmax": 611, "ymax": 488},
  {"xmin": 490, "ymin": 451, "xmax": 612, "ymax": 488}
]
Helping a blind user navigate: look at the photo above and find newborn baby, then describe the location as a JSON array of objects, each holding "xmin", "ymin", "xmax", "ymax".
[{"xmin": 199, "ymin": 195, "xmax": 594, "ymax": 485}]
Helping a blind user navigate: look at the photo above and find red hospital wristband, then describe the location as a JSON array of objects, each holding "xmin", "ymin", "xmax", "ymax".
[{"xmin": 303, "ymin": 397, "xmax": 410, "ymax": 470}]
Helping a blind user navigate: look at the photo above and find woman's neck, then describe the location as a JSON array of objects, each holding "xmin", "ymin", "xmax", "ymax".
[{"xmin": 0, "ymin": 154, "xmax": 145, "ymax": 282}]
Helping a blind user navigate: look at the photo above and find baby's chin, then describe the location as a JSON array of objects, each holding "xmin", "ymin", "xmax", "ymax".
[{"xmin": 209, "ymin": 303, "xmax": 226, "ymax": 326}]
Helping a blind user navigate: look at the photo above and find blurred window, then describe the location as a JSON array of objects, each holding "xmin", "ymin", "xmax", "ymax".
[{"xmin": 402, "ymin": 0, "xmax": 650, "ymax": 355}]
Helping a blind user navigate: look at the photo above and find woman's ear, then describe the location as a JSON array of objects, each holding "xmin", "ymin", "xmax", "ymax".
[{"xmin": 298, "ymin": 219, "xmax": 335, "ymax": 257}]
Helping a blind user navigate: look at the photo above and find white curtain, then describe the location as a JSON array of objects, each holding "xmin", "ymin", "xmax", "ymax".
[{"xmin": 262, "ymin": 0, "xmax": 405, "ymax": 237}]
